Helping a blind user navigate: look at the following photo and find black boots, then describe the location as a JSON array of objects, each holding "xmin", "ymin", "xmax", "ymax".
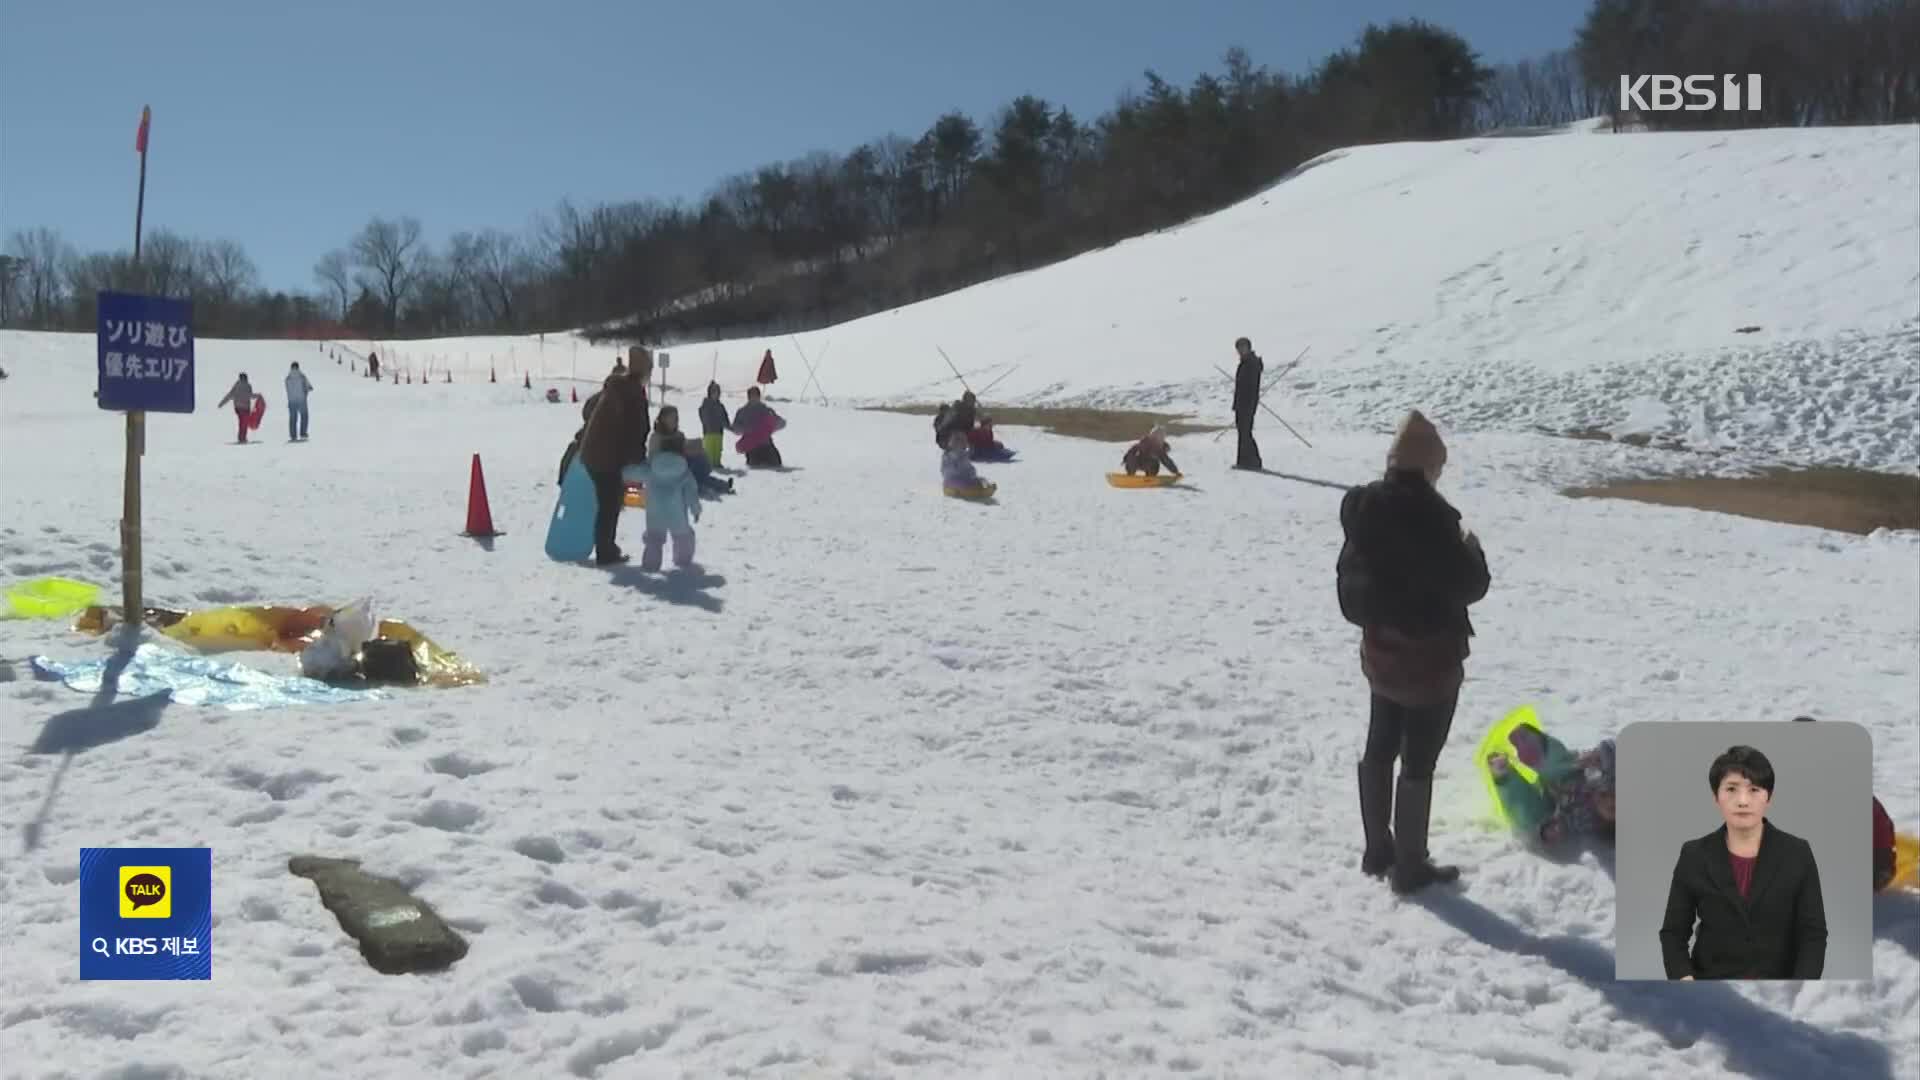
[
  {"xmin": 1389, "ymin": 777, "xmax": 1460, "ymax": 894},
  {"xmin": 1358, "ymin": 760, "xmax": 1395, "ymax": 877}
]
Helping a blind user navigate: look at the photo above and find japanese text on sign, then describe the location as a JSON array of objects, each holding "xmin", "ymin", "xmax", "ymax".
[{"xmin": 96, "ymin": 291, "xmax": 195, "ymax": 413}]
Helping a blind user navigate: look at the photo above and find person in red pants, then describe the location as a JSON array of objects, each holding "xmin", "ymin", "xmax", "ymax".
[{"xmin": 216, "ymin": 373, "xmax": 258, "ymax": 443}]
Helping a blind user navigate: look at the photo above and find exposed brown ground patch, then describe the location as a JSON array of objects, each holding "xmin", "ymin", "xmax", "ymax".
[
  {"xmin": 866, "ymin": 404, "xmax": 1226, "ymax": 443},
  {"xmin": 1565, "ymin": 467, "xmax": 1920, "ymax": 535}
]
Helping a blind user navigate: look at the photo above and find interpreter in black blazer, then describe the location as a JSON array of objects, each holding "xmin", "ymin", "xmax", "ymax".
[{"xmin": 1659, "ymin": 745, "xmax": 1827, "ymax": 979}]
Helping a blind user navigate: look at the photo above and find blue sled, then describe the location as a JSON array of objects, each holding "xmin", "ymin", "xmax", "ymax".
[
  {"xmin": 971, "ymin": 446, "xmax": 1017, "ymax": 463},
  {"xmin": 545, "ymin": 459, "xmax": 599, "ymax": 561}
]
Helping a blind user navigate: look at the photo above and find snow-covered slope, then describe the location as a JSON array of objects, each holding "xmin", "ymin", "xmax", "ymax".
[
  {"xmin": 362, "ymin": 123, "xmax": 1920, "ymax": 471},
  {"xmin": 3, "ymin": 330, "xmax": 1917, "ymax": 1077},
  {"xmin": 2, "ymin": 122, "xmax": 1916, "ymax": 1079}
]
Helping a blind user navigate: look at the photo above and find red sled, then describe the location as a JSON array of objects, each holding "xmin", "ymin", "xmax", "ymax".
[
  {"xmin": 735, "ymin": 413, "xmax": 785, "ymax": 453},
  {"xmin": 247, "ymin": 395, "xmax": 267, "ymax": 431}
]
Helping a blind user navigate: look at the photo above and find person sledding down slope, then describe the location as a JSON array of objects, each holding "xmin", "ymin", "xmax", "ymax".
[
  {"xmin": 941, "ymin": 429, "xmax": 992, "ymax": 495},
  {"xmin": 1337, "ymin": 409, "xmax": 1491, "ymax": 894},
  {"xmin": 1122, "ymin": 426, "xmax": 1180, "ymax": 477},
  {"xmin": 1487, "ymin": 723, "xmax": 1617, "ymax": 850},
  {"xmin": 731, "ymin": 386, "xmax": 787, "ymax": 468}
]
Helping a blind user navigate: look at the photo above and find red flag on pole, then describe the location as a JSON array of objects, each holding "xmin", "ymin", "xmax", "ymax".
[{"xmin": 136, "ymin": 106, "xmax": 151, "ymax": 154}]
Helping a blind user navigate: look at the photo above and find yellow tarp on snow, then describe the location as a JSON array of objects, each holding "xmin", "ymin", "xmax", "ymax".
[
  {"xmin": 4, "ymin": 577, "xmax": 103, "ymax": 620},
  {"xmin": 71, "ymin": 604, "xmax": 485, "ymax": 688}
]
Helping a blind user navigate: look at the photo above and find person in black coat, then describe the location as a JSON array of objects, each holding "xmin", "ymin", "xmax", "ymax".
[
  {"xmin": 936, "ymin": 391, "xmax": 979, "ymax": 447},
  {"xmin": 1336, "ymin": 410, "xmax": 1490, "ymax": 894},
  {"xmin": 1660, "ymin": 745, "xmax": 1827, "ymax": 979},
  {"xmin": 1231, "ymin": 337, "xmax": 1263, "ymax": 470}
]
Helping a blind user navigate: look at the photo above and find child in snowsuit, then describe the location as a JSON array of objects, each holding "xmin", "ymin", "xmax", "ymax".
[
  {"xmin": 942, "ymin": 429, "xmax": 988, "ymax": 493},
  {"xmin": 1486, "ymin": 723, "xmax": 1616, "ymax": 849},
  {"xmin": 1122, "ymin": 427, "xmax": 1180, "ymax": 477},
  {"xmin": 640, "ymin": 407, "xmax": 701, "ymax": 570},
  {"xmin": 216, "ymin": 373, "xmax": 258, "ymax": 443},
  {"xmin": 699, "ymin": 382, "xmax": 732, "ymax": 467}
]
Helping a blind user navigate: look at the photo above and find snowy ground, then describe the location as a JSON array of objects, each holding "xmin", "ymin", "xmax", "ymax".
[{"xmin": 2, "ymin": 327, "xmax": 1916, "ymax": 1078}]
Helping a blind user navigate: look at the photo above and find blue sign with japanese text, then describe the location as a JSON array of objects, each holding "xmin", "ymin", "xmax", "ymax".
[
  {"xmin": 78, "ymin": 847, "xmax": 212, "ymax": 981},
  {"xmin": 97, "ymin": 290, "xmax": 194, "ymax": 413}
]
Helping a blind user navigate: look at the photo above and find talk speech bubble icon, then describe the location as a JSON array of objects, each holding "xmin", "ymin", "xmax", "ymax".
[{"xmin": 124, "ymin": 872, "xmax": 167, "ymax": 910}]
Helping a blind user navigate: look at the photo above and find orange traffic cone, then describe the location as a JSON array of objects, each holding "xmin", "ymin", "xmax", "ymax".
[{"xmin": 461, "ymin": 454, "xmax": 503, "ymax": 538}]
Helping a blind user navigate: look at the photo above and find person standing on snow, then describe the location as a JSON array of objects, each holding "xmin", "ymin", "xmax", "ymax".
[
  {"xmin": 575, "ymin": 367, "xmax": 651, "ymax": 565},
  {"xmin": 699, "ymin": 382, "xmax": 732, "ymax": 467},
  {"xmin": 284, "ymin": 362, "xmax": 313, "ymax": 441},
  {"xmin": 1337, "ymin": 410, "xmax": 1490, "ymax": 894},
  {"xmin": 1231, "ymin": 336, "xmax": 1264, "ymax": 470},
  {"xmin": 215, "ymin": 373, "xmax": 258, "ymax": 444}
]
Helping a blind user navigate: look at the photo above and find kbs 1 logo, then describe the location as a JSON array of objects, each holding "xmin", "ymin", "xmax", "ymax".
[{"xmin": 1619, "ymin": 74, "xmax": 1763, "ymax": 113}]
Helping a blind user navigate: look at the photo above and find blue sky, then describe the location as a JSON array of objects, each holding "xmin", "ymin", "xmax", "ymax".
[{"xmin": 1, "ymin": 0, "xmax": 1587, "ymax": 291}]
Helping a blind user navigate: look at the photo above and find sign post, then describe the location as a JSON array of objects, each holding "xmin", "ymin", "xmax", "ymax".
[
  {"xmin": 656, "ymin": 351, "xmax": 670, "ymax": 400},
  {"xmin": 107, "ymin": 98, "xmax": 193, "ymax": 629},
  {"xmin": 100, "ymin": 291, "xmax": 195, "ymax": 630}
]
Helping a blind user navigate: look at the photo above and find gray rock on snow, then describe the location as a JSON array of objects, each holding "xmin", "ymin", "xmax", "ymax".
[{"xmin": 289, "ymin": 855, "xmax": 469, "ymax": 975}]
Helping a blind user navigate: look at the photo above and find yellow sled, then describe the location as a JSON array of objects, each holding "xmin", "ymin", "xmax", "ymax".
[
  {"xmin": 944, "ymin": 482, "xmax": 997, "ymax": 500},
  {"xmin": 1476, "ymin": 705, "xmax": 1545, "ymax": 828},
  {"xmin": 623, "ymin": 484, "xmax": 646, "ymax": 508},
  {"xmin": 1106, "ymin": 472, "xmax": 1182, "ymax": 489},
  {"xmin": 3, "ymin": 577, "xmax": 103, "ymax": 619},
  {"xmin": 1893, "ymin": 832, "xmax": 1920, "ymax": 892}
]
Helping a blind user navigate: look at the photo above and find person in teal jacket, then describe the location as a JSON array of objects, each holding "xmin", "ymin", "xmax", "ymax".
[
  {"xmin": 1488, "ymin": 724, "xmax": 1616, "ymax": 849},
  {"xmin": 639, "ymin": 406, "xmax": 701, "ymax": 570}
]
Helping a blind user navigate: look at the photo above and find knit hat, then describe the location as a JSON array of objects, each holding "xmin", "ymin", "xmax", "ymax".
[{"xmin": 1386, "ymin": 410, "xmax": 1447, "ymax": 474}]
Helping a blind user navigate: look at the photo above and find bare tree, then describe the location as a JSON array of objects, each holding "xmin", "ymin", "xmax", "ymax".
[
  {"xmin": 0, "ymin": 254, "xmax": 19, "ymax": 326},
  {"xmin": 196, "ymin": 238, "xmax": 258, "ymax": 305},
  {"xmin": 350, "ymin": 216, "xmax": 424, "ymax": 334},
  {"xmin": 136, "ymin": 230, "xmax": 199, "ymax": 298},
  {"xmin": 471, "ymin": 229, "xmax": 525, "ymax": 329},
  {"xmin": 7, "ymin": 227, "xmax": 72, "ymax": 328},
  {"xmin": 313, "ymin": 250, "xmax": 353, "ymax": 321}
]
